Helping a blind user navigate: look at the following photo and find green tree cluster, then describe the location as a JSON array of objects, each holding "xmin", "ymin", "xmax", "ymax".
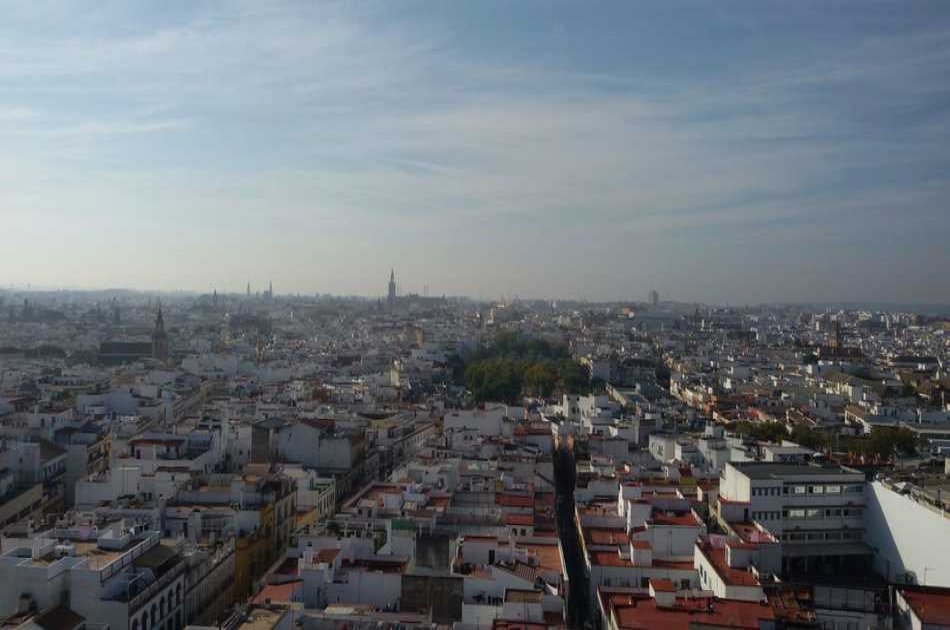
[
  {"xmin": 856, "ymin": 427, "xmax": 917, "ymax": 459},
  {"xmin": 734, "ymin": 421, "xmax": 789, "ymax": 443},
  {"xmin": 734, "ymin": 420, "xmax": 830, "ymax": 450},
  {"xmin": 460, "ymin": 333, "xmax": 590, "ymax": 403}
]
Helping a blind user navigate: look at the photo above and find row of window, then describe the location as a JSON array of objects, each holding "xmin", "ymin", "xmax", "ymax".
[
  {"xmin": 785, "ymin": 507, "xmax": 863, "ymax": 519},
  {"xmin": 130, "ymin": 583, "xmax": 183, "ymax": 630},
  {"xmin": 752, "ymin": 506, "xmax": 863, "ymax": 521},
  {"xmin": 779, "ymin": 530, "xmax": 862, "ymax": 543},
  {"xmin": 751, "ymin": 484, "xmax": 863, "ymax": 497},
  {"xmin": 602, "ymin": 576, "xmax": 693, "ymax": 589}
]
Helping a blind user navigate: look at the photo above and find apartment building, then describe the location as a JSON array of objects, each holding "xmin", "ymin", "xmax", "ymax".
[{"xmin": 717, "ymin": 461, "xmax": 869, "ymax": 577}]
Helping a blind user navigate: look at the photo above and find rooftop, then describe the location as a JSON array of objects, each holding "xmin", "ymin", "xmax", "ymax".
[
  {"xmin": 604, "ymin": 591, "xmax": 775, "ymax": 630},
  {"xmin": 731, "ymin": 462, "xmax": 861, "ymax": 480},
  {"xmin": 697, "ymin": 542, "xmax": 760, "ymax": 587},
  {"xmin": 899, "ymin": 587, "xmax": 950, "ymax": 625}
]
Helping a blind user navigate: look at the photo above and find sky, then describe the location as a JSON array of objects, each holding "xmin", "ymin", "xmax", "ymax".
[{"xmin": 2, "ymin": 1, "xmax": 949, "ymax": 304}]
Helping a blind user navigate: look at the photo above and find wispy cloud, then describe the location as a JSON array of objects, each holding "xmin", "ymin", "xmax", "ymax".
[{"xmin": 0, "ymin": 2, "xmax": 948, "ymax": 301}]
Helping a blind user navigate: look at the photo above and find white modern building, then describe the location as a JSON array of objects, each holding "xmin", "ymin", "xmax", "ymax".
[{"xmin": 717, "ymin": 461, "xmax": 869, "ymax": 577}]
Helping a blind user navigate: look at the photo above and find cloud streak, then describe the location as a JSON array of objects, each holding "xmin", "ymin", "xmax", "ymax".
[{"xmin": 0, "ymin": 2, "xmax": 948, "ymax": 303}]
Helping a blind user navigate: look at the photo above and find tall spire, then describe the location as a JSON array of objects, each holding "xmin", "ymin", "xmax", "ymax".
[
  {"xmin": 155, "ymin": 300, "xmax": 164, "ymax": 332},
  {"xmin": 152, "ymin": 300, "xmax": 169, "ymax": 364}
]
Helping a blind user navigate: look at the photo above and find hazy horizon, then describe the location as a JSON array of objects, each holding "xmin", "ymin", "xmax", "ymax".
[
  {"xmin": 3, "ymin": 2, "xmax": 949, "ymax": 304},
  {"xmin": 5, "ymin": 282, "xmax": 950, "ymax": 314}
]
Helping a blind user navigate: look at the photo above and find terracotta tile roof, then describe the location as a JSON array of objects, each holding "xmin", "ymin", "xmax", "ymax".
[
  {"xmin": 900, "ymin": 588, "xmax": 950, "ymax": 626},
  {"xmin": 604, "ymin": 592, "xmax": 775, "ymax": 630}
]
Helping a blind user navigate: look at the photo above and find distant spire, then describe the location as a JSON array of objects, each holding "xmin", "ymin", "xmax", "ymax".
[{"xmin": 152, "ymin": 300, "xmax": 169, "ymax": 363}]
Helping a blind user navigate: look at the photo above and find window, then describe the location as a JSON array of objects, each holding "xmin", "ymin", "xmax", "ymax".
[
  {"xmin": 793, "ymin": 485, "xmax": 807, "ymax": 495},
  {"xmin": 826, "ymin": 485, "xmax": 841, "ymax": 494},
  {"xmin": 810, "ymin": 485, "xmax": 824, "ymax": 494}
]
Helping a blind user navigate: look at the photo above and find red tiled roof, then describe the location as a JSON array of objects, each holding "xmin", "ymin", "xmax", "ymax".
[
  {"xmin": 650, "ymin": 510, "xmax": 700, "ymax": 527},
  {"xmin": 504, "ymin": 513, "xmax": 535, "ymax": 526},
  {"xmin": 251, "ymin": 580, "xmax": 302, "ymax": 604},
  {"xmin": 497, "ymin": 493, "xmax": 534, "ymax": 507},
  {"xmin": 585, "ymin": 527, "xmax": 628, "ymax": 546},
  {"xmin": 900, "ymin": 588, "xmax": 950, "ymax": 625},
  {"xmin": 605, "ymin": 592, "xmax": 775, "ymax": 630},
  {"xmin": 697, "ymin": 543, "xmax": 759, "ymax": 587},
  {"xmin": 591, "ymin": 551, "xmax": 633, "ymax": 568},
  {"xmin": 651, "ymin": 578, "xmax": 676, "ymax": 592},
  {"xmin": 519, "ymin": 542, "xmax": 564, "ymax": 574}
]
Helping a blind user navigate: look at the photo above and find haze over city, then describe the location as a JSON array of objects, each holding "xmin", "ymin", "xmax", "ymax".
[
  {"xmin": 3, "ymin": 4, "xmax": 950, "ymax": 628},
  {"xmin": 3, "ymin": 2, "xmax": 949, "ymax": 303}
]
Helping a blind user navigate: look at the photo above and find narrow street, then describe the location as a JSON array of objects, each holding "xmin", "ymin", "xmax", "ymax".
[{"xmin": 554, "ymin": 442, "xmax": 592, "ymax": 629}]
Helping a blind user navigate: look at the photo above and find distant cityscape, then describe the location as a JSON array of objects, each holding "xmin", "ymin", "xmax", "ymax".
[{"xmin": 0, "ymin": 271, "xmax": 947, "ymax": 630}]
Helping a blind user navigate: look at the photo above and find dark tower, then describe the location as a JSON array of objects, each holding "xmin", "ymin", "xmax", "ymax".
[
  {"xmin": 388, "ymin": 269, "xmax": 397, "ymax": 305},
  {"xmin": 830, "ymin": 319, "xmax": 842, "ymax": 351},
  {"xmin": 152, "ymin": 302, "xmax": 169, "ymax": 364}
]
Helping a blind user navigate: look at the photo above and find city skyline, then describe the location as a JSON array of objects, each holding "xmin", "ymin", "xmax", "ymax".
[
  {"xmin": 3, "ymin": 2, "xmax": 950, "ymax": 303},
  {"xmin": 5, "ymin": 280, "xmax": 950, "ymax": 315}
]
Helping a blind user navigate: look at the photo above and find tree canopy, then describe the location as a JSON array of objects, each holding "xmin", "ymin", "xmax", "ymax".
[{"xmin": 456, "ymin": 333, "xmax": 590, "ymax": 403}]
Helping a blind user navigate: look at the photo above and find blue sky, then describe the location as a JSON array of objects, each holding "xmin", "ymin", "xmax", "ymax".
[{"xmin": 2, "ymin": 1, "xmax": 949, "ymax": 303}]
